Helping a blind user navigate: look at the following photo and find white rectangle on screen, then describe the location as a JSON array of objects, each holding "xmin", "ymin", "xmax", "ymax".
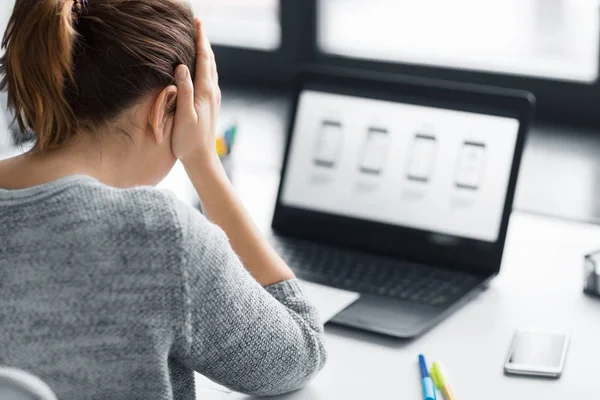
[
  {"xmin": 455, "ymin": 142, "xmax": 486, "ymax": 190},
  {"xmin": 359, "ymin": 128, "xmax": 389, "ymax": 174},
  {"xmin": 281, "ymin": 91, "xmax": 520, "ymax": 242},
  {"xmin": 406, "ymin": 134, "xmax": 437, "ymax": 182},
  {"xmin": 314, "ymin": 120, "xmax": 343, "ymax": 168}
]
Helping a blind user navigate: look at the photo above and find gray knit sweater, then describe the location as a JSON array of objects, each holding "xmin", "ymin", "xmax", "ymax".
[{"xmin": 0, "ymin": 175, "xmax": 326, "ymax": 400}]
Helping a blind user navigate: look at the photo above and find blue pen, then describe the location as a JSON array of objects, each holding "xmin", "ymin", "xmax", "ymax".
[{"xmin": 419, "ymin": 354, "xmax": 437, "ymax": 400}]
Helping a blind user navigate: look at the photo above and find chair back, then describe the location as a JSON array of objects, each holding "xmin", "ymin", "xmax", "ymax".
[{"xmin": 0, "ymin": 368, "xmax": 57, "ymax": 400}]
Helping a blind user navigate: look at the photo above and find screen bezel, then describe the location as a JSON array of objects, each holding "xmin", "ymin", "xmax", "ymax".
[{"xmin": 272, "ymin": 67, "xmax": 535, "ymax": 276}]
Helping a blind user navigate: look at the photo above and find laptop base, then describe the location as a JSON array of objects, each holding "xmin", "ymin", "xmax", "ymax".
[{"xmin": 330, "ymin": 286, "xmax": 486, "ymax": 339}]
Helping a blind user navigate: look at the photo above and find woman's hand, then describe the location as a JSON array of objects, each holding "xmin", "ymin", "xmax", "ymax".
[
  {"xmin": 175, "ymin": 23, "xmax": 296, "ymax": 288},
  {"xmin": 171, "ymin": 19, "xmax": 221, "ymax": 166}
]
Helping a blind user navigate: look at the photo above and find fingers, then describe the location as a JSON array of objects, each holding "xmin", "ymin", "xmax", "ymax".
[
  {"xmin": 194, "ymin": 19, "xmax": 216, "ymax": 97},
  {"xmin": 174, "ymin": 64, "xmax": 195, "ymax": 119},
  {"xmin": 212, "ymin": 58, "xmax": 219, "ymax": 85}
]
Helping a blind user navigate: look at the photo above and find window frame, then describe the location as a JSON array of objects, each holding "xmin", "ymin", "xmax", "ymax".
[
  {"xmin": 314, "ymin": 53, "xmax": 600, "ymax": 127},
  {"xmin": 214, "ymin": 0, "xmax": 600, "ymax": 126},
  {"xmin": 213, "ymin": 0, "xmax": 316, "ymax": 85}
]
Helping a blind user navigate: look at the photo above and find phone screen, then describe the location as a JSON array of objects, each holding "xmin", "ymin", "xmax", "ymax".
[
  {"xmin": 406, "ymin": 134, "xmax": 437, "ymax": 182},
  {"xmin": 455, "ymin": 141, "xmax": 486, "ymax": 190},
  {"xmin": 506, "ymin": 331, "xmax": 569, "ymax": 376},
  {"xmin": 314, "ymin": 120, "xmax": 342, "ymax": 168},
  {"xmin": 359, "ymin": 127, "xmax": 389, "ymax": 174}
]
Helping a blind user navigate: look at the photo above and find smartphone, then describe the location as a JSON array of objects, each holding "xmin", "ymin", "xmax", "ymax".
[
  {"xmin": 314, "ymin": 120, "xmax": 343, "ymax": 168},
  {"xmin": 359, "ymin": 127, "xmax": 389, "ymax": 175},
  {"xmin": 455, "ymin": 141, "xmax": 486, "ymax": 190},
  {"xmin": 406, "ymin": 134, "xmax": 437, "ymax": 182},
  {"xmin": 504, "ymin": 330, "xmax": 570, "ymax": 379}
]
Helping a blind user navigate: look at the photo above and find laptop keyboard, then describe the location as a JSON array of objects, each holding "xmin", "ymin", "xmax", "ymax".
[{"xmin": 270, "ymin": 236, "xmax": 481, "ymax": 308}]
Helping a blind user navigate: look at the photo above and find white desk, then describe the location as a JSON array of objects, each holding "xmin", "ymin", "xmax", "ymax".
[
  {"xmin": 3, "ymin": 110, "xmax": 598, "ymax": 398},
  {"xmin": 181, "ymin": 165, "xmax": 600, "ymax": 400}
]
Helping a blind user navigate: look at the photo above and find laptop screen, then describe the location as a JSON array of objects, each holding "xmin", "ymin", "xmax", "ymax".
[{"xmin": 280, "ymin": 90, "xmax": 520, "ymax": 243}]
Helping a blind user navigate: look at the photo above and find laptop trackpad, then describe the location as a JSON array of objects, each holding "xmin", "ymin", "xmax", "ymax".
[{"xmin": 331, "ymin": 295, "xmax": 441, "ymax": 338}]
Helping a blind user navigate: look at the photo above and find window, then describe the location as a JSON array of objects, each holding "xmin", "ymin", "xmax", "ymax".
[
  {"xmin": 0, "ymin": 2, "xmax": 282, "ymax": 51},
  {"xmin": 0, "ymin": 3, "xmax": 13, "ymax": 35},
  {"xmin": 190, "ymin": 0, "xmax": 281, "ymax": 51},
  {"xmin": 318, "ymin": 0, "xmax": 600, "ymax": 82}
]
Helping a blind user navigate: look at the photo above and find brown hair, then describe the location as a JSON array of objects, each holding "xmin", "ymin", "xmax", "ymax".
[{"xmin": 0, "ymin": 0, "xmax": 196, "ymax": 151}]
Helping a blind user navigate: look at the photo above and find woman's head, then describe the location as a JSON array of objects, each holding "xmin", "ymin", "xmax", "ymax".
[{"xmin": 0, "ymin": 0, "xmax": 196, "ymax": 184}]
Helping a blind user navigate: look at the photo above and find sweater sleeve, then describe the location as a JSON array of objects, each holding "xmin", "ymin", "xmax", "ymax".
[{"xmin": 171, "ymin": 203, "xmax": 327, "ymax": 396}]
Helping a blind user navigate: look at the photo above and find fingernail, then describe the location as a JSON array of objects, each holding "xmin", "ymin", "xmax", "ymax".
[{"xmin": 175, "ymin": 66, "xmax": 187, "ymax": 80}]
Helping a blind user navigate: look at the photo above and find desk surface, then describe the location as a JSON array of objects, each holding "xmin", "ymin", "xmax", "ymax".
[{"xmin": 183, "ymin": 164, "xmax": 600, "ymax": 400}]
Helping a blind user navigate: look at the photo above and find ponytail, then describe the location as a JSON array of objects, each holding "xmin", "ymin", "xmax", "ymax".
[
  {"xmin": 0, "ymin": 0, "xmax": 78, "ymax": 151},
  {"xmin": 1, "ymin": 0, "xmax": 196, "ymax": 151}
]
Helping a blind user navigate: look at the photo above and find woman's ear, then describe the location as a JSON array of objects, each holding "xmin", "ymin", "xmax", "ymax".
[{"xmin": 149, "ymin": 85, "xmax": 178, "ymax": 145}]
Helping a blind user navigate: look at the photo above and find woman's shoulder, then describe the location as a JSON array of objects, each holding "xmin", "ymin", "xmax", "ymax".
[
  {"xmin": 34, "ymin": 176, "xmax": 211, "ymax": 247},
  {"xmin": 71, "ymin": 180, "xmax": 223, "ymax": 264},
  {"xmin": 1, "ymin": 174, "xmax": 219, "ymax": 258},
  {"xmin": 85, "ymin": 182, "xmax": 206, "ymax": 236}
]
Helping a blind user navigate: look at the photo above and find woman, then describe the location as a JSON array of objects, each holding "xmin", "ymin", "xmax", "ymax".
[{"xmin": 0, "ymin": 1, "xmax": 326, "ymax": 400}]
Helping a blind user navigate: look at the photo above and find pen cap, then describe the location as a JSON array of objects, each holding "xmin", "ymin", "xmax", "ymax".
[
  {"xmin": 418, "ymin": 354, "xmax": 429, "ymax": 378},
  {"xmin": 430, "ymin": 362, "xmax": 448, "ymax": 389}
]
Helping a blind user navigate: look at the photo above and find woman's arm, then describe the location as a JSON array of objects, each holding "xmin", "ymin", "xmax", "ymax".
[
  {"xmin": 172, "ymin": 19, "xmax": 294, "ymax": 286},
  {"xmin": 169, "ymin": 19, "xmax": 326, "ymax": 395},
  {"xmin": 171, "ymin": 205, "xmax": 326, "ymax": 396},
  {"xmin": 183, "ymin": 157, "xmax": 293, "ymax": 286}
]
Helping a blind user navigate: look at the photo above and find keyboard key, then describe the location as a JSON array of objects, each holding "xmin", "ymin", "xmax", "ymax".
[{"xmin": 270, "ymin": 236, "xmax": 480, "ymax": 308}]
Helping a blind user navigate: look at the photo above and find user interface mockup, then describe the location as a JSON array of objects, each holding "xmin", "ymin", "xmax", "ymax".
[{"xmin": 280, "ymin": 90, "xmax": 520, "ymax": 242}]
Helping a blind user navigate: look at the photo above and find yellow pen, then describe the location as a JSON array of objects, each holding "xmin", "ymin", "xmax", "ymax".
[
  {"xmin": 215, "ymin": 136, "xmax": 228, "ymax": 158},
  {"xmin": 430, "ymin": 361, "xmax": 456, "ymax": 400}
]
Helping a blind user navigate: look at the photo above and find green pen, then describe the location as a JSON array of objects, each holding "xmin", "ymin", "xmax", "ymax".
[
  {"xmin": 430, "ymin": 361, "xmax": 456, "ymax": 400},
  {"xmin": 230, "ymin": 124, "xmax": 237, "ymax": 145},
  {"xmin": 226, "ymin": 124, "xmax": 238, "ymax": 150}
]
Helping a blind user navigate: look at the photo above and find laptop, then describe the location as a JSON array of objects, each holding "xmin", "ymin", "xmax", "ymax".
[{"xmin": 270, "ymin": 68, "xmax": 535, "ymax": 338}]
